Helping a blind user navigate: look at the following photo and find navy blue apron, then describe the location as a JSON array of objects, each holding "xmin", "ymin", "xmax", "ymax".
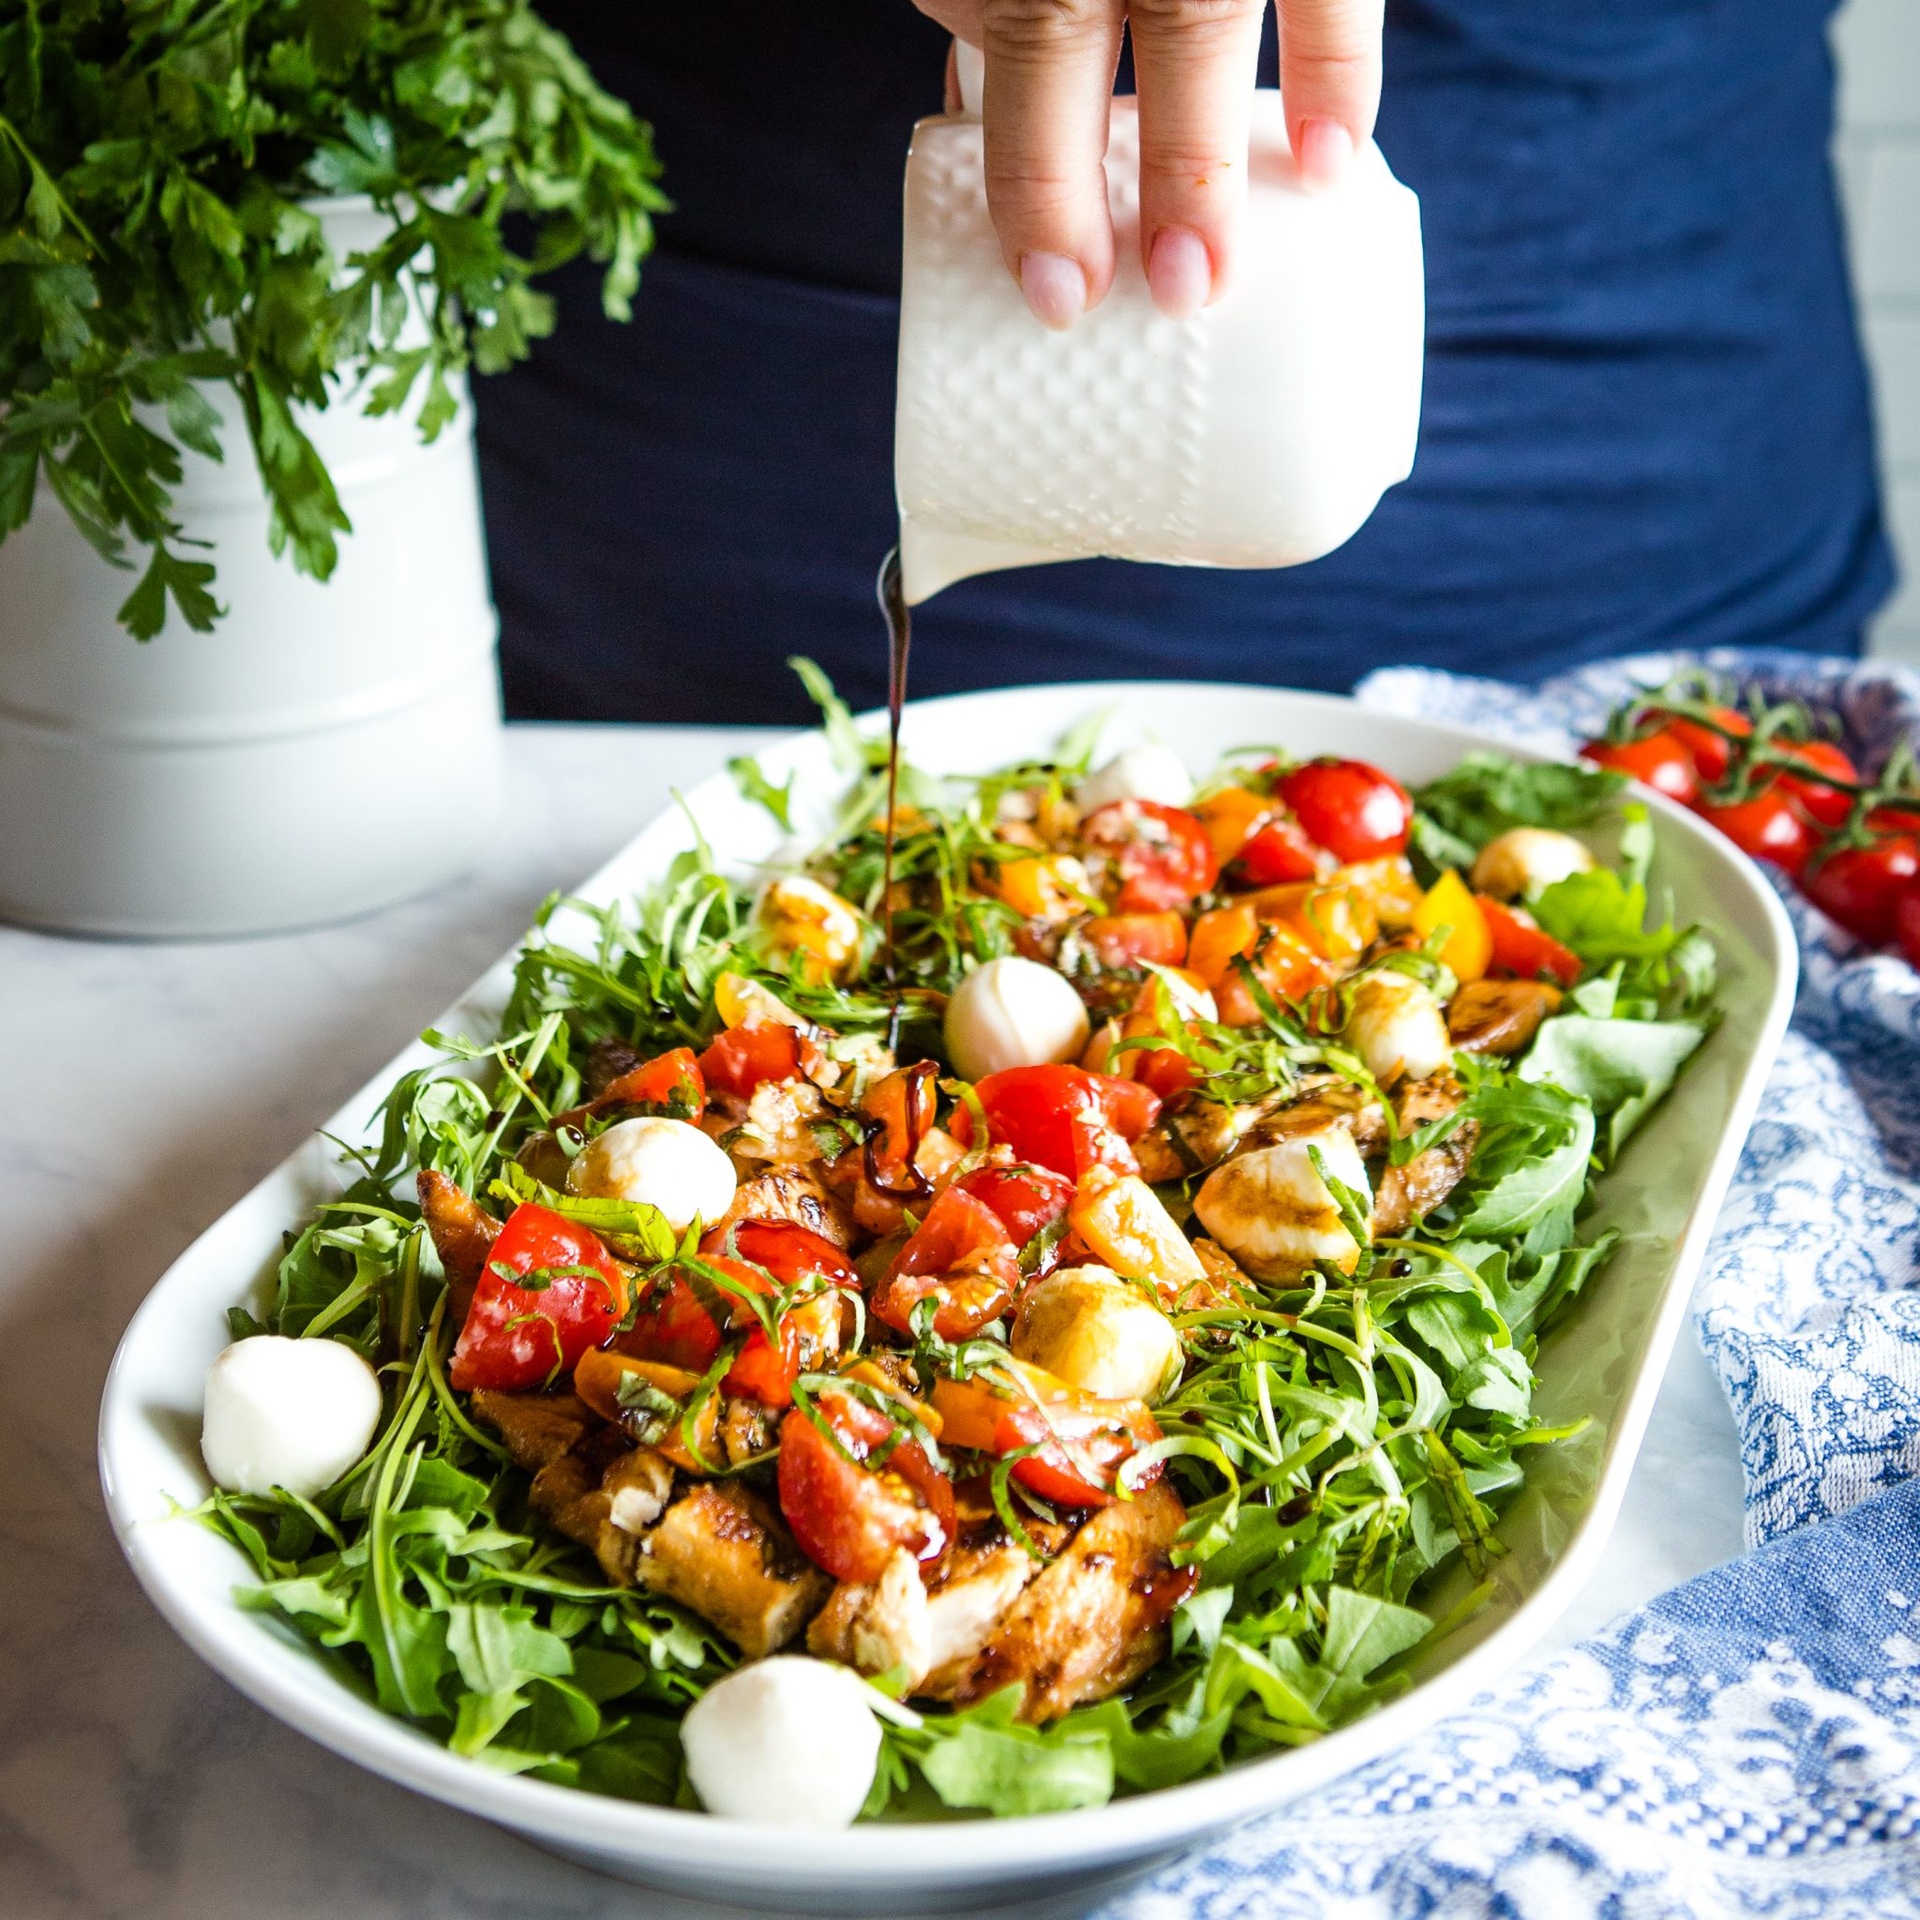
[{"xmin": 475, "ymin": 1, "xmax": 1893, "ymax": 725}]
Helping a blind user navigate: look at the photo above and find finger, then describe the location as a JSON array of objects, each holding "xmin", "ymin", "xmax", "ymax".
[
  {"xmin": 1277, "ymin": 0, "xmax": 1383, "ymax": 190},
  {"xmin": 980, "ymin": 0, "xmax": 1127, "ymax": 327},
  {"xmin": 1127, "ymin": 0, "xmax": 1268, "ymax": 317}
]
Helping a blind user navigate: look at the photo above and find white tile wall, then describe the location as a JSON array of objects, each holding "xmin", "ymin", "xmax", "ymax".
[{"xmin": 1833, "ymin": 0, "xmax": 1920, "ymax": 661}]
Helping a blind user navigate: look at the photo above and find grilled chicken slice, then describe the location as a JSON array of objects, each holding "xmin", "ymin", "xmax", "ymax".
[
  {"xmin": 807, "ymin": 1490, "xmax": 1072, "ymax": 1693},
  {"xmin": 709, "ymin": 1166, "xmax": 856, "ymax": 1250},
  {"xmin": 638, "ymin": 1481, "xmax": 832, "ymax": 1658},
  {"xmin": 1447, "ymin": 978, "xmax": 1563, "ymax": 1055},
  {"xmin": 470, "ymin": 1387, "xmax": 595, "ymax": 1470},
  {"xmin": 472, "ymin": 1388, "xmax": 676, "ymax": 1585},
  {"xmin": 416, "ymin": 1170, "xmax": 500, "ymax": 1324},
  {"xmin": 1371, "ymin": 1072, "xmax": 1478, "ymax": 1236},
  {"xmin": 952, "ymin": 1480, "xmax": 1195, "ymax": 1724}
]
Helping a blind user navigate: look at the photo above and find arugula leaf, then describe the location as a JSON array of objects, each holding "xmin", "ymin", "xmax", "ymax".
[
  {"xmin": 728, "ymin": 754, "xmax": 795, "ymax": 829},
  {"xmin": 910, "ymin": 1689, "xmax": 1116, "ymax": 1815},
  {"xmin": 1518, "ymin": 1016, "xmax": 1706, "ymax": 1158},
  {"xmin": 1412, "ymin": 752, "xmax": 1625, "ymax": 875}
]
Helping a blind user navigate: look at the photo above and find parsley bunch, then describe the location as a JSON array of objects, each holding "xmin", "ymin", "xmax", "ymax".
[{"xmin": 0, "ymin": 0, "xmax": 666, "ymax": 636}]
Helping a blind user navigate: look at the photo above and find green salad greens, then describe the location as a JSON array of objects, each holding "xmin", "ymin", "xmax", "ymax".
[{"xmin": 198, "ymin": 674, "xmax": 1719, "ymax": 1819}]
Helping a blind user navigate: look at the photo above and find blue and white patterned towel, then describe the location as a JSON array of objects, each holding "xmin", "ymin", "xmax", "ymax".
[{"xmin": 1096, "ymin": 651, "xmax": 1920, "ymax": 1919}]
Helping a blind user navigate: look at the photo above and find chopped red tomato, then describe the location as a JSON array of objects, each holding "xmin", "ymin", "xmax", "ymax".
[
  {"xmin": 1133, "ymin": 1044, "xmax": 1200, "ymax": 1104},
  {"xmin": 1082, "ymin": 911, "xmax": 1189, "ymax": 971},
  {"xmin": 1775, "ymin": 739, "xmax": 1859, "ymax": 829},
  {"xmin": 1273, "ymin": 760, "xmax": 1411, "ymax": 864},
  {"xmin": 617, "ymin": 1254, "xmax": 766, "ymax": 1376},
  {"xmin": 1895, "ymin": 886, "xmax": 1920, "ymax": 971},
  {"xmin": 1581, "ymin": 732, "xmax": 1698, "ymax": 805},
  {"xmin": 698, "ymin": 1021, "xmax": 808, "ymax": 1098},
  {"xmin": 1235, "ymin": 814, "xmax": 1323, "ymax": 886},
  {"xmin": 931, "ymin": 1373, "xmax": 1162, "ymax": 1508},
  {"xmin": 1080, "ymin": 801, "xmax": 1219, "ymax": 913},
  {"xmin": 1697, "ymin": 785, "xmax": 1818, "ymax": 878},
  {"xmin": 1478, "ymin": 895, "xmax": 1582, "ymax": 986},
  {"xmin": 955, "ymin": 1161, "xmax": 1076, "ymax": 1250},
  {"xmin": 1807, "ymin": 835, "xmax": 1920, "ymax": 945},
  {"xmin": 449, "ymin": 1204, "xmax": 627, "ymax": 1392},
  {"xmin": 777, "ymin": 1389, "xmax": 954, "ymax": 1584},
  {"xmin": 951, "ymin": 1064, "xmax": 1162, "ymax": 1180},
  {"xmin": 711, "ymin": 1218, "xmax": 860, "ymax": 1291},
  {"xmin": 872, "ymin": 1186, "xmax": 1021, "ymax": 1338},
  {"xmin": 595, "ymin": 1045, "xmax": 706, "ymax": 1119}
]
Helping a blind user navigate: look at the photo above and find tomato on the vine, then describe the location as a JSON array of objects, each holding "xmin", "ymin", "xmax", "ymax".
[
  {"xmin": 1581, "ymin": 732, "xmax": 1699, "ymax": 804},
  {"xmin": 1806, "ymin": 835, "xmax": 1920, "ymax": 946},
  {"xmin": 1080, "ymin": 801, "xmax": 1219, "ymax": 913},
  {"xmin": 1659, "ymin": 706, "xmax": 1751, "ymax": 783},
  {"xmin": 1895, "ymin": 887, "xmax": 1920, "ymax": 972},
  {"xmin": 1697, "ymin": 785, "xmax": 1818, "ymax": 877},
  {"xmin": 1273, "ymin": 760, "xmax": 1412, "ymax": 864},
  {"xmin": 1775, "ymin": 739, "xmax": 1859, "ymax": 830},
  {"xmin": 448, "ymin": 1204, "xmax": 627, "ymax": 1392},
  {"xmin": 777, "ymin": 1390, "xmax": 954, "ymax": 1584}
]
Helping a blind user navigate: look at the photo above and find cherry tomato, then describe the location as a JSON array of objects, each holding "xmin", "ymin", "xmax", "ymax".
[
  {"xmin": 955, "ymin": 1162, "xmax": 1075, "ymax": 1250},
  {"xmin": 448, "ymin": 1204, "xmax": 627, "ymax": 1392},
  {"xmin": 1895, "ymin": 886, "xmax": 1920, "ymax": 972},
  {"xmin": 618, "ymin": 1254, "xmax": 765, "ymax": 1376},
  {"xmin": 1806, "ymin": 835, "xmax": 1920, "ymax": 946},
  {"xmin": 595, "ymin": 1045, "xmax": 706, "ymax": 1119},
  {"xmin": 872, "ymin": 1186, "xmax": 1021, "ymax": 1339},
  {"xmin": 1235, "ymin": 815, "xmax": 1323, "ymax": 887},
  {"xmin": 1581, "ymin": 732, "xmax": 1698, "ymax": 805},
  {"xmin": 1659, "ymin": 706, "xmax": 1751, "ymax": 783},
  {"xmin": 698, "ymin": 1022, "xmax": 808, "ymax": 1098},
  {"xmin": 1082, "ymin": 911, "xmax": 1189, "ymax": 971},
  {"xmin": 1132, "ymin": 1044, "xmax": 1200, "ymax": 1105},
  {"xmin": 1478, "ymin": 894, "xmax": 1582, "ymax": 986},
  {"xmin": 722, "ymin": 1313, "xmax": 802, "ymax": 1408},
  {"xmin": 1697, "ymin": 786, "xmax": 1818, "ymax": 877},
  {"xmin": 1775, "ymin": 739, "xmax": 1859, "ymax": 830},
  {"xmin": 1080, "ymin": 801, "xmax": 1219, "ymax": 913},
  {"xmin": 953, "ymin": 1064, "xmax": 1163, "ymax": 1180},
  {"xmin": 859, "ymin": 1063, "xmax": 939, "ymax": 1192},
  {"xmin": 1274, "ymin": 759, "xmax": 1412, "ymax": 863},
  {"xmin": 777, "ymin": 1390, "xmax": 954, "ymax": 1584},
  {"xmin": 712, "ymin": 1218, "xmax": 860, "ymax": 1291}
]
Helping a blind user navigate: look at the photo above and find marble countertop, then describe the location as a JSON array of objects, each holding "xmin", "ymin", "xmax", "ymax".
[{"xmin": 2, "ymin": 723, "xmax": 1751, "ymax": 1920}]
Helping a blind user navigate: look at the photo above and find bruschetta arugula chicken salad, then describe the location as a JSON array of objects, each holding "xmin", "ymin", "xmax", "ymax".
[{"xmin": 196, "ymin": 673, "xmax": 1720, "ymax": 1826}]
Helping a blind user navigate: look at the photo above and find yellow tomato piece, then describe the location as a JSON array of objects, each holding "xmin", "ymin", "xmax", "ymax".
[
  {"xmin": 1192, "ymin": 785, "xmax": 1272, "ymax": 865},
  {"xmin": 1187, "ymin": 903, "xmax": 1260, "ymax": 988},
  {"xmin": 1337, "ymin": 855, "xmax": 1424, "ymax": 932},
  {"xmin": 714, "ymin": 970, "xmax": 806, "ymax": 1030},
  {"xmin": 992, "ymin": 853, "xmax": 1089, "ymax": 922},
  {"xmin": 1068, "ymin": 1166, "xmax": 1208, "ymax": 1298},
  {"xmin": 1412, "ymin": 869, "xmax": 1492, "ymax": 983},
  {"xmin": 1242, "ymin": 881, "xmax": 1379, "ymax": 966}
]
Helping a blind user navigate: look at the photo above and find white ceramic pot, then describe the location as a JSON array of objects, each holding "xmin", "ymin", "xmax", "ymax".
[{"xmin": 0, "ymin": 197, "xmax": 503, "ymax": 937}]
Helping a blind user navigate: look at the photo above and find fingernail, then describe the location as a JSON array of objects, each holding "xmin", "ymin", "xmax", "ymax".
[
  {"xmin": 1296, "ymin": 118, "xmax": 1355, "ymax": 191},
  {"xmin": 1147, "ymin": 226, "xmax": 1213, "ymax": 321},
  {"xmin": 1020, "ymin": 252, "xmax": 1087, "ymax": 330}
]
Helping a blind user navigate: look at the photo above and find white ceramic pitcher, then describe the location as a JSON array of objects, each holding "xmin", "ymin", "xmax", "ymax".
[{"xmin": 895, "ymin": 61, "xmax": 1425, "ymax": 605}]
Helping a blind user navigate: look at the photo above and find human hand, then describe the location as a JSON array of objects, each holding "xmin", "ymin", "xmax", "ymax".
[{"xmin": 912, "ymin": 0, "xmax": 1383, "ymax": 328}]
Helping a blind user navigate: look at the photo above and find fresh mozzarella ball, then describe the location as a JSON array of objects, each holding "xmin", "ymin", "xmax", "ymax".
[
  {"xmin": 759, "ymin": 875, "xmax": 864, "ymax": 977},
  {"xmin": 568, "ymin": 1115, "xmax": 737, "ymax": 1232},
  {"xmin": 1194, "ymin": 1126, "xmax": 1372, "ymax": 1280},
  {"xmin": 1012, "ymin": 1266, "xmax": 1182, "ymax": 1402},
  {"xmin": 201, "ymin": 1336, "xmax": 383, "ymax": 1498},
  {"xmin": 944, "ymin": 956, "xmax": 1091, "ymax": 1082},
  {"xmin": 1342, "ymin": 973, "xmax": 1452, "ymax": 1086},
  {"xmin": 1469, "ymin": 828, "xmax": 1594, "ymax": 903},
  {"xmin": 681, "ymin": 1657, "xmax": 881, "ymax": 1827},
  {"xmin": 1074, "ymin": 743, "xmax": 1194, "ymax": 812}
]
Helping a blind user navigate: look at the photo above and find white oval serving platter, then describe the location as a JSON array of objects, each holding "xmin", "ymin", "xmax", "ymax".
[{"xmin": 99, "ymin": 682, "xmax": 1796, "ymax": 1914}]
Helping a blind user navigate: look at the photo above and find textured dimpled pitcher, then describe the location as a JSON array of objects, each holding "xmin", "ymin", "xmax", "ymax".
[{"xmin": 894, "ymin": 65, "xmax": 1426, "ymax": 606}]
